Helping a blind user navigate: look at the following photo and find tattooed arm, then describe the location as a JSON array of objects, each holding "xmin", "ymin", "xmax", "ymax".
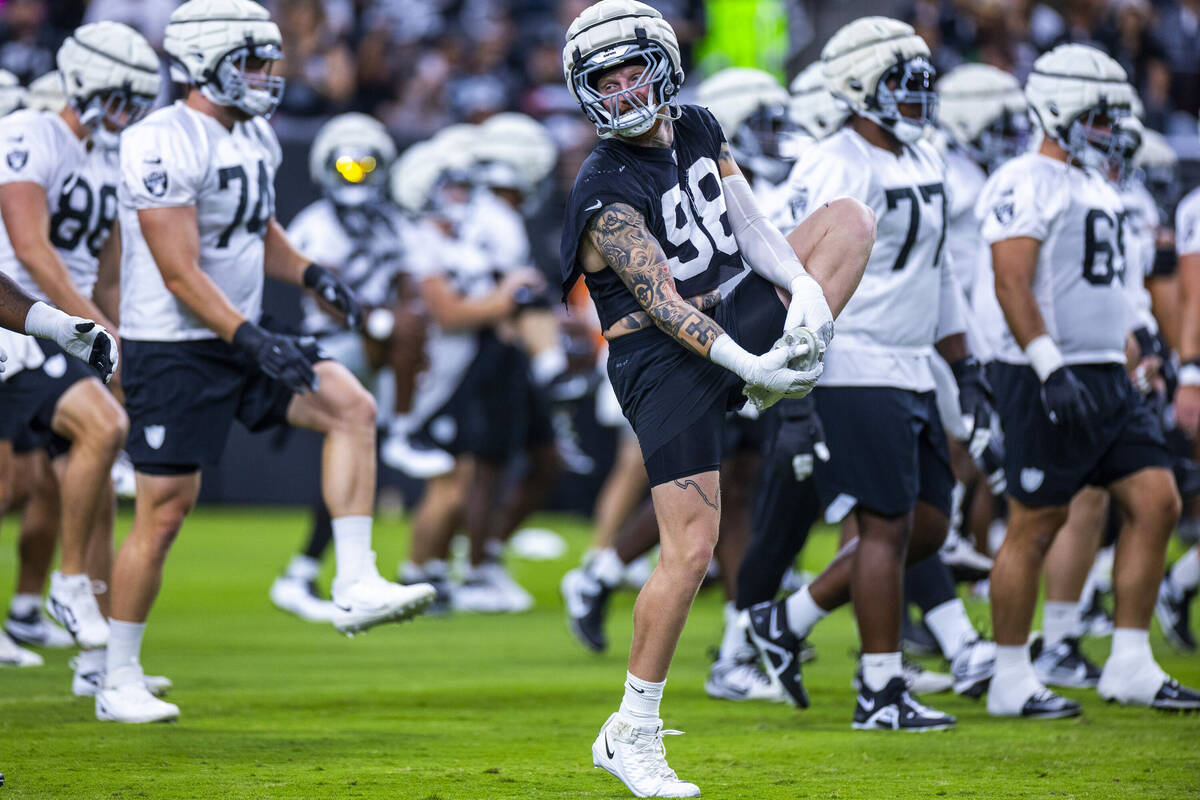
[{"xmin": 582, "ymin": 202, "xmax": 726, "ymax": 358}]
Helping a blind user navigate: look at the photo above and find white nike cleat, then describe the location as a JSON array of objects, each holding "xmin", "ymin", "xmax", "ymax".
[
  {"xmin": 96, "ymin": 670, "xmax": 179, "ymax": 723},
  {"xmin": 110, "ymin": 450, "xmax": 137, "ymax": 500},
  {"xmin": 6, "ymin": 607, "xmax": 75, "ymax": 648},
  {"xmin": 70, "ymin": 657, "xmax": 172, "ymax": 698},
  {"xmin": 46, "ymin": 572, "xmax": 108, "ymax": 650},
  {"xmin": 705, "ymin": 658, "xmax": 787, "ymax": 703},
  {"xmin": 270, "ymin": 575, "xmax": 337, "ymax": 623},
  {"xmin": 0, "ymin": 632, "xmax": 43, "ymax": 667},
  {"xmin": 479, "ymin": 563, "xmax": 534, "ymax": 613},
  {"xmin": 331, "ymin": 572, "xmax": 435, "ymax": 636},
  {"xmin": 380, "ymin": 431, "xmax": 454, "ymax": 479},
  {"xmin": 452, "ymin": 579, "xmax": 511, "ymax": 613},
  {"xmin": 592, "ymin": 712, "xmax": 700, "ymax": 798}
]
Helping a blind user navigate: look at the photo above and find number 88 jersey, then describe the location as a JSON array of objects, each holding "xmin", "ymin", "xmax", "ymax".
[
  {"xmin": 975, "ymin": 152, "xmax": 1127, "ymax": 367},
  {"xmin": 118, "ymin": 100, "xmax": 280, "ymax": 342},
  {"xmin": 0, "ymin": 109, "xmax": 119, "ymax": 303}
]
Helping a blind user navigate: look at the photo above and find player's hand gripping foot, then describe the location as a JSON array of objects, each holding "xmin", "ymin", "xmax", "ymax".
[
  {"xmin": 96, "ymin": 668, "xmax": 180, "ymax": 723},
  {"xmin": 950, "ymin": 638, "xmax": 996, "ymax": 698},
  {"xmin": 745, "ymin": 601, "xmax": 809, "ymax": 708},
  {"xmin": 852, "ymin": 677, "xmax": 956, "ymax": 731},
  {"xmin": 331, "ymin": 571, "xmax": 436, "ymax": 636},
  {"xmin": 46, "ymin": 572, "xmax": 109, "ymax": 650},
  {"xmin": 592, "ymin": 712, "xmax": 700, "ymax": 798},
  {"xmin": 561, "ymin": 567, "xmax": 610, "ymax": 652}
]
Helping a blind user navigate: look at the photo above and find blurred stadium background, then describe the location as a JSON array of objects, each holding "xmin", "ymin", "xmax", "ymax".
[{"xmin": 10, "ymin": 0, "xmax": 1200, "ymax": 508}]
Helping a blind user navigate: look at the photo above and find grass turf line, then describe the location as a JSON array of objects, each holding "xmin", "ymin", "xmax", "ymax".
[{"xmin": 0, "ymin": 508, "xmax": 1197, "ymax": 799}]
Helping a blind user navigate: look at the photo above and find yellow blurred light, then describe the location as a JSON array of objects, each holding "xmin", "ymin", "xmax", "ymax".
[{"xmin": 335, "ymin": 154, "xmax": 377, "ymax": 184}]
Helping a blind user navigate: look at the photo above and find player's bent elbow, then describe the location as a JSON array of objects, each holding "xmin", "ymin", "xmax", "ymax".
[{"xmin": 828, "ymin": 196, "xmax": 876, "ymax": 244}]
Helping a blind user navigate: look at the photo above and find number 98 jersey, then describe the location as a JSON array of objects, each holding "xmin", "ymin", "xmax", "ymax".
[
  {"xmin": 560, "ymin": 104, "xmax": 744, "ymax": 331},
  {"xmin": 975, "ymin": 153, "xmax": 1127, "ymax": 367},
  {"xmin": 118, "ymin": 101, "xmax": 281, "ymax": 342},
  {"xmin": 0, "ymin": 109, "xmax": 119, "ymax": 302}
]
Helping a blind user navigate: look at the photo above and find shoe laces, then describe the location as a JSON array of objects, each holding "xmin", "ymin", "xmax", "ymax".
[
  {"xmin": 629, "ymin": 725, "xmax": 685, "ymax": 785},
  {"xmin": 900, "ymin": 689, "xmax": 941, "ymax": 718}
]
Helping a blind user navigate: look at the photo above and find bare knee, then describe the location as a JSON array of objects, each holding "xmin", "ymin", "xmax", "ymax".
[
  {"xmin": 662, "ymin": 525, "xmax": 718, "ymax": 585},
  {"xmin": 828, "ymin": 196, "xmax": 876, "ymax": 243},
  {"xmin": 1129, "ymin": 482, "xmax": 1181, "ymax": 539},
  {"xmin": 341, "ymin": 382, "xmax": 377, "ymax": 431}
]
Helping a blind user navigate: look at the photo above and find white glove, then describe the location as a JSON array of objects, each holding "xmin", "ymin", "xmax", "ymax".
[
  {"xmin": 24, "ymin": 301, "xmax": 118, "ymax": 384},
  {"xmin": 711, "ymin": 334, "xmax": 823, "ymax": 412},
  {"xmin": 784, "ymin": 273, "xmax": 834, "ymax": 351}
]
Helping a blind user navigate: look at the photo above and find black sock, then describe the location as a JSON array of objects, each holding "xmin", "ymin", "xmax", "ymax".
[
  {"xmin": 302, "ymin": 500, "xmax": 334, "ymax": 561},
  {"xmin": 904, "ymin": 554, "xmax": 957, "ymax": 614}
]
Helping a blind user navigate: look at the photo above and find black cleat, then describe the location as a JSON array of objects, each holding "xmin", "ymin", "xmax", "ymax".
[
  {"xmin": 900, "ymin": 616, "xmax": 941, "ymax": 658},
  {"xmin": 1078, "ymin": 587, "xmax": 1114, "ymax": 638},
  {"xmin": 1018, "ymin": 688, "xmax": 1082, "ymax": 719},
  {"xmin": 1155, "ymin": 576, "xmax": 1196, "ymax": 653},
  {"xmin": 1031, "ymin": 635, "xmax": 1101, "ymax": 689},
  {"xmin": 852, "ymin": 676, "xmax": 956, "ymax": 731},
  {"xmin": 1148, "ymin": 678, "xmax": 1200, "ymax": 712},
  {"xmin": 561, "ymin": 568, "xmax": 610, "ymax": 652},
  {"xmin": 745, "ymin": 601, "xmax": 809, "ymax": 708}
]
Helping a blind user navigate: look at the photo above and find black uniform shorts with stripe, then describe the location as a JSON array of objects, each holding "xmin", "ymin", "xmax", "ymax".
[
  {"xmin": 122, "ymin": 332, "xmax": 327, "ymax": 475},
  {"xmin": 989, "ymin": 361, "xmax": 1170, "ymax": 508},
  {"xmin": 0, "ymin": 340, "xmax": 91, "ymax": 458},
  {"xmin": 811, "ymin": 386, "xmax": 954, "ymax": 518},
  {"xmin": 607, "ymin": 272, "xmax": 786, "ymax": 487}
]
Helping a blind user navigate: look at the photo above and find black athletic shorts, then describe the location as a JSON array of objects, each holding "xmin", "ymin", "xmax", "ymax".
[
  {"xmin": 811, "ymin": 386, "xmax": 953, "ymax": 518},
  {"xmin": 457, "ymin": 336, "xmax": 555, "ymax": 463},
  {"xmin": 0, "ymin": 340, "xmax": 90, "ymax": 458},
  {"xmin": 989, "ymin": 361, "xmax": 1171, "ymax": 508},
  {"xmin": 607, "ymin": 272, "xmax": 786, "ymax": 486},
  {"xmin": 122, "ymin": 330, "xmax": 326, "ymax": 475}
]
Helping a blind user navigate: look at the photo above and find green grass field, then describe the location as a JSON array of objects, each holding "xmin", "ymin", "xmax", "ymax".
[{"xmin": 1, "ymin": 508, "xmax": 1197, "ymax": 799}]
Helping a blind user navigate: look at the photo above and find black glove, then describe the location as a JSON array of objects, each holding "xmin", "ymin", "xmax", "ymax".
[
  {"xmin": 304, "ymin": 263, "xmax": 361, "ymax": 329},
  {"xmin": 772, "ymin": 397, "xmax": 829, "ymax": 482},
  {"xmin": 950, "ymin": 357, "xmax": 995, "ymax": 457},
  {"xmin": 1040, "ymin": 365, "xmax": 1097, "ymax": 439},
  {"xmin": 232, "ymin": 321, "xmax": 317, "ymax": 395},
  {"xmin": 975, "ymin": 433, "xmax": 1007, "ymax": 495}
]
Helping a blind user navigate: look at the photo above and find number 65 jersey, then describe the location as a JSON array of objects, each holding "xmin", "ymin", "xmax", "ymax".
[
  {"xmin": 974, "ymin": 152, "xmax": 1127, "ymax": 367},
  {"xmin": 118, "ymin": 100, "xmax": 280, "ymax": 342},
  {"xmin": 0, "ymin": 109, "xmax": 119, "ymax": 304}
]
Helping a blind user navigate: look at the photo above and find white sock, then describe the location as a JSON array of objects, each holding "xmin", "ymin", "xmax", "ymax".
[
  {"xmin": 860, "ymin": 652, "xmax": 902, "ymax": 692},
  {"xmin": 530, "ymin": 348, "xmax": 568, "ymax": 386},
  {"xmin": 924, "ymin": 599, "xmax": 977, "ymax": 660},
  {"xmin": 1042, "ymin": 601, "xmax": 1080, "ymax": 649},
  {"xmin": 77, "ymin": 646, "xmax": 105, "ymax": 674},
  {"xmin": 785, "ymin": 585, "xmax": 827, "ymax": 639},
  {"xmin": 1092, "ymin": 546, "xmax": 1115, "ymax": 594},
  {"xmin": 1101, "ymin": 628, "xmax": 1166, "ymax": 699},
  {"xmin": 1169, "ymin": 546, "xmax": 1200, "ymax": 593},
  {"xmin": 589, "ymin": 548, "xmax": 625, "ymax": 590},
  {"xmin": 717, "ymin": 602, "xmax": 752, "ymax": 662},
  {"xmin": 9, "ymin": 593, "xmax": 39, "ymax": 617},
  {"xmin": 388, "ymin": 413, "xmax": 412, "ymax": 437},
  {"xmin": 992, "ymin": 643, "xmax": 1042, "ymax": 708},
  {"xmin": 332, "ymin": 516, "xmax": 374, "ymax": 585},
  {"xmin": 105, "ymin": 619, "xmax": 146, "ymax": 686},
  {"xmin": 285, "ymin": 554, "xmax": 320, "ymax": 582},
  {"xmin": 1108, "ymin": 627, "xmax": 1154, "ymax": 665},
  {"xmin": 619, "ymin": 671, "xmax": 664, "ymax": 721}
]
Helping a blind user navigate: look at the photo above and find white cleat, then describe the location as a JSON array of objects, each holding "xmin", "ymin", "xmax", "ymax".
[
  {"xmin": 452, "ymin": 579, "xmax": 511, "ymax": 614},
  {"xmin": 939, "ymin": 529, "xmax": 994, "ymax": 576},
  {"xmin": 46, "ymin": 572, "xmax": 109, "ymax": 650},
  {"xmin": 96, "ymin": 669, "xmax": 179, "ymax": 723},
  {"xmin": 592, "ymin": 712, "xmax": 700, "ymax": 798},
  {"xmin": 331, "ymin": 573, "xmax": 435, "ymax": 636},
  {"xmin": 479, "ymin": 563, "xmax": 534, "ymax": 613},
  {"xmin": 380, "ymin": 432, "xmax": 454, "ymax": 479},
  {"xmin": 6, "ymin": 607, "xmax": 75, "ymax": 648},
  {"xmin": 705, "ymin": 658, "xmax": 787, "ymax": 703},
  {"xmin": 110, "ymin": 450, "xmax": 137, "ymax": 500},
  {"xmin": 70, "ymin": 657, "xmax": 172, "ymax": 698},
  {"xmin": 0, "ymin": 632, "xmax": 43, "ymax": 667},
  {"xmin": 270, "ymin": 575, "xmax": 337, "ymax": 623}
]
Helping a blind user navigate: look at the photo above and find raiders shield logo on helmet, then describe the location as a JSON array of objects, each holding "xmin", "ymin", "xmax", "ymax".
[
  {"xmin": 143, "ymin": 169, "xmax": 168, "ymax": 197},
  {"xmin": 6, "ymin": 149, "xmax": 27, "ymax": 170}
]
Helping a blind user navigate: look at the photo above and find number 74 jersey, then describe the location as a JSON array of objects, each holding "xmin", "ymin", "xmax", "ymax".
[
  {"xmin": 0, "ymin": 109, "xmax": 119, "ymax": 303},
  {"xmin": 784, "ymin": 128, "xmax": 959, "ymax": 391},
  {"xmin": 118, "ymin": 101, "xmax": 280, "ymax": 342},
  {"xmin": 974, "ymin": 152, "xmax": 1128, "ymax": 368}
]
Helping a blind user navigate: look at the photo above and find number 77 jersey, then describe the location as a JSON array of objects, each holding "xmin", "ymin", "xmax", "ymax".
[
  {"xmin": 118, "ymin": 100, "xmax": 280, "ymax": 342},
  {"xmin": 783, "ymin": 127, "xmax": 954, "ymax": 391}
]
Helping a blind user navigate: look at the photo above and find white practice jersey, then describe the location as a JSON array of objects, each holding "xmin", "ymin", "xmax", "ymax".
[
  {"xmin": 1175, "ymin": 186, "xmax": 1200, "ymax": 258},
  {"xmin": 287, "ymin": 199, "xmax": 424, "ymax": 336},
  {"xmin": 943, "ymin": 147, "xmax": 988, "ymax": 297},
  {"xmin": 785, "ymin": 128, "xmax": 963, "ymax": 391},
  {"xmin": 976, "ymin": 153, "xmax": 1127, "ymax": 366},
  {"xmin": 1117, "ymin": 179, "xmax": 1159, "ymax": 334},
  {"xmin": 118, "ymin": 101, "xmax": 281, "ymax": 342},
  {"xmin": 460, "ymin": 190, "xmax": 531, "ymax": 277},
  {"xmin": 0, "ymin": 110, "xmax": 118, "ymax": 303}
]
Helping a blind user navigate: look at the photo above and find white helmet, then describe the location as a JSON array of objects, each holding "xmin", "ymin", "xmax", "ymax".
[
  {"xmin": 390, "ymin": 128, "xmax": 477, "ymax": 221},
  {"xmin": 822, "ymin": 17, "xmax": 937, "ymax": 145},
  {"xmin": 57, "ymin": 22, "xmax": 160, "ymax": 131},
  {"xmin": 1134, "ymin": 128, "xmax": 1177, "ymax": 171},
  {"xmin": 27, "ymin": 71, "xmax": 65, "ymax": 112},
  {"xmin": 788, "ymin": 61, "xmax": 847, "ymax": 141},
  {"xmin": 1133, "ymin": 128, "xmax": 1180, "ymax": 211},
  {"xmin": 563, "ymin": 0, "xmax": 683, "ymax": 138},
  {"xmin": 473, "ymin": 112, "xmax": 557, "ymax": 202},
  {"xmin": 309, "ymin": 113, "xmax": 396, "ymax": 206},
  {"xmin": 937, "ymin": 63, "xmax": 1029, "ymax": 170},
  {"xmin": 0, "ymin": 70, "xmax": 25, "ymax": 117},
  {"xmin": 1025, "ymin": 44, "xmax": 1135, "ymax": 172},
  {"xmin": 164, "ymin": 0, "xmax": 285, "ymax": 118},
  {"xmin": 697, "ymin": 67, "xmax": 794, "ymax": 183}
]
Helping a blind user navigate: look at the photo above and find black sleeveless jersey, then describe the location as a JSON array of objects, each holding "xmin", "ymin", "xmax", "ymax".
[{"xmin": 560, "ymin": 104, "xmax": 746, "ymax": 330}]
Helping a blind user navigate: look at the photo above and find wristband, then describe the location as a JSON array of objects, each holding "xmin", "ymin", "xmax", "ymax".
[
  {"xmin": 302, "ymin": 263, "xmax": 327, "ymax": 289},
  {"xmin": 23, "ymin": 301, "xmax": 64, "ymax": 340},
  {"xmin": 1024, "ymin": 335, "xmax": 1064, "ymax": 382},
  {"xmin": 1180, "ymin": 361, "xmax": 1200, "ymax": 388}
]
